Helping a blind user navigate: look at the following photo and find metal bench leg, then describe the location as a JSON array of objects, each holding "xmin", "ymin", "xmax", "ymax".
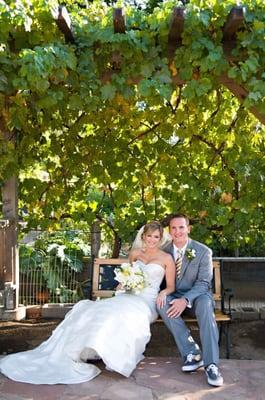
[
  {"xmin": 218, "ymin": 323, "xmax": 223, "ymax": 346},
  {"xmin": 224, "ymin": 322, "xmax": 231, "ymax": 359},
  {"xmin": 218, "ymin": 322, "xmax": 231, "ymax": 359}
]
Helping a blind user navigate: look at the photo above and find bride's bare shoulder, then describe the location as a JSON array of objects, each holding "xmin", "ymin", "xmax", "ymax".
[
  {"xmin": 160, "ymin": 250, "xmax": 173, "ymax": 261},
  {"xmin": 160, "ymin": 249, "xmax": 170, "ymax": 256}
]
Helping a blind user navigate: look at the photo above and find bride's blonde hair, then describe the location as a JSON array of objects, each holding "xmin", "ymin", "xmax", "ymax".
[
  {"xmin": 132, "ymin": 221, "xmax": 171, "ymax": 250},
  {"xmin": 141, "ymin": 221, "xmax": 163, "ymax": 239}
]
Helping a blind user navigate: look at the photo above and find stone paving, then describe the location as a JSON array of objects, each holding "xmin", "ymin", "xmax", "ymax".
[{"xmin": 1, "ymin": 357, "xmax": 265, "ymax": 400}]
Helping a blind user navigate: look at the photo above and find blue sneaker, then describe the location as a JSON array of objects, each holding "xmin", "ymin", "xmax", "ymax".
[
  {"xmin": 205, "ymin": 364, "xmax": 224, "ymax": 386},
  {"xmin": 182, "ymin": 353, "xmax": 204, "ymax": 372}
]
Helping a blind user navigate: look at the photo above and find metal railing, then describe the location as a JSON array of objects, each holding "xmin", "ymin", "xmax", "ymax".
[
  {"xmin": 19, "ymin": 259, "xmax": 84, "ymax": 306},
  {"xmin": 18, "ymin": 230, "xmax": 92, "ymax": 306},
  {"xmin": 216, "ymin": 257, "xmax": 265, "ymax": 311}
]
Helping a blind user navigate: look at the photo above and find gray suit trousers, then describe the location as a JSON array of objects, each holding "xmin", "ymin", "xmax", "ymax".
[{"xmin": 158, "ymin": 294, "xmax": 219, "ymax": 367}]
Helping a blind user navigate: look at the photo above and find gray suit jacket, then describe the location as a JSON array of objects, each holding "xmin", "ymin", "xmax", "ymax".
[{"xmin": 163, "ymin": 238, "xmax": 213, "ymax": 306}]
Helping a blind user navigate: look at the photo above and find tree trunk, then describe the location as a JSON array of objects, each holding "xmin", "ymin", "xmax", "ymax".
[
  {"xmin": 91, "ymin": 220, "xmax": 101, "ymax": 258},
  {"xmin": 112, "ymin": 232, "xmax": 121, "ymax": 258}
]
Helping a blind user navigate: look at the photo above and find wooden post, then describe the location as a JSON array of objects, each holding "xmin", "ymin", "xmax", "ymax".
[
  {"xmin": 168, "ymin": 7, "xmax": 185, "ymax": 62},
  {"xmin": 53, "ymin": 5, "xmax": 75, "ymax": 43},
  {"xmin": 111, "ymin": 8, "xmax": 126, "ymax": 71},
  {"xmin": 113, "ymin": 8, "xmax": 126, "ymax": 34},
  {"xmin": 222, "ymin": 6, "xmax": 246, "ymax": 57},
  {"xmin": 0, "ymin": 221, "xmax": 7, "ymax": 290},
  {"xmin": 1, "ymin": 177, "xmax": 19, "ymax": 309},
  {"xmin": 0, "ymin": 114, "xmax": 19, "ymax": 310}
]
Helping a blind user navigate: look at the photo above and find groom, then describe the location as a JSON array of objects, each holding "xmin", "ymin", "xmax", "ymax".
[{"xmin": 158, "ymin": 214, "xmax": 223, "ymax": 387}]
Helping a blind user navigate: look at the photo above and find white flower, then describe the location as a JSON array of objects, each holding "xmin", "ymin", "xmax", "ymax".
[
  {"xmin": 114, "ymin": 262, "xmax": 148, "ymax": 293},
  {"xmin": 186, "ymin": 248, "xmax": 196, "ymax": 261}
]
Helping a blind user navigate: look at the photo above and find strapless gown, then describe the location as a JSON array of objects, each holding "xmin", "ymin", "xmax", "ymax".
[{"xmin": 0, "ymin": 261, "xmax": 165, "ymax": 384}]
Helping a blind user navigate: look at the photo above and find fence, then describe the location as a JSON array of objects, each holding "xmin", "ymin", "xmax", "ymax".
[
  {"xmin": 17, "ymin": 239, "xmax": 265, "ymax": 311},
  {"xmin": 18, "ymin": 230, "xmax": 92, "ymax": 306},
  {"xmin": 218, "ymin": 257, "xmax": 265, "ymax": 312}
]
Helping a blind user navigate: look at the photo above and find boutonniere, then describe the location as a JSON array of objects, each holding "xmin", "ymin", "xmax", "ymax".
[{"xmin": 186, "ymin": 248, "xmax": 196, "ymax": 261}]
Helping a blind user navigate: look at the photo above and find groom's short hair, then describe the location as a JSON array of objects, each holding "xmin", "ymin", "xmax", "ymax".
[{"xmin": 168, "ymin": 213, "xmax": 190, "ymax": 226}]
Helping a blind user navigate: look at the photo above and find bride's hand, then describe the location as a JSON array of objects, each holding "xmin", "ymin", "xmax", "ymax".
[
  {"xmin": 115, "ymin": 283, "xmax": 124, "ymax": 291},
  {"xmin": 156, "ymin": 291, "xmax": 167, "ymax": 309}
]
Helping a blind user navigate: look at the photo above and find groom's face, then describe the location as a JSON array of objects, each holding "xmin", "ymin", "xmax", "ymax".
[{"xmin": 169, "ymin": 217, "xmax": 190, "ymax": 247}]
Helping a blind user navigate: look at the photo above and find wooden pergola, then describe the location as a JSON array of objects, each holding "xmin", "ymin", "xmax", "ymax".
[
  {"xmin": 0, "ymin": 4, "xmax": 264, "ymax": 319},
  {"xmin": 55, "ymin": 4, "xmax": 265, "ymax": 125}
]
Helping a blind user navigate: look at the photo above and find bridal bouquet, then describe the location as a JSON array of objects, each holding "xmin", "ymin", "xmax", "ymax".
[{"xmin": 114, "ymin": 262, "xmax": 148, "ymax": 294}]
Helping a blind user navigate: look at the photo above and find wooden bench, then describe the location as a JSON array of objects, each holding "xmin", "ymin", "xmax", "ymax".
[{"xmin": 92, "ymin": 258, "xmax": 233, "ymax": 358}]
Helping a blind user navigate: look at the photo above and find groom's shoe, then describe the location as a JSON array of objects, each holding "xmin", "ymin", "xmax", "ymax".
[
  {"xmin": 182, "ymin": 353, "xmax": 204, "ymax": 372},
  {"xmin": 205, "ymin": 363, "xmax": 223, "ymax": 387}
]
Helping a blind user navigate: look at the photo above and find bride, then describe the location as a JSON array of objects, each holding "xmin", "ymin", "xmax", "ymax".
[{"xmin": 0, "ymin": 221, "xmax": 175, "ymax": 384}]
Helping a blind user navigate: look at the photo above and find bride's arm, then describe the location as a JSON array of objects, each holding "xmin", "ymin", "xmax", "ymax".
[
  {"xmin": 156, "ymin": 254, "xmax": 175, "ymax": 309},
  {"xmin": 128, "ymin": 248, "xmax": 139, "ymax": 263}
]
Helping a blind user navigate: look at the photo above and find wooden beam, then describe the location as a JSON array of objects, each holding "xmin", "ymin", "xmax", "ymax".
[
  {"xmin": 103, "ymin": 6, "xmax": 264, "ymax": 125},
  {"xmin": 111, "ymin": 9, "xmax": 126, "ymax": 71},
  {"xmin": 222, "ymin": 6, "xmax": 245, "ymax": 39},
  {"xmin": 168, "ymin": 7, "xmax": 185, "ymax": 61},
  {"xmin": 113, "ymin": 8, "xmax": 126, "ymax": 34},
  {"xmin": 99, "ymin": 71, "xmax": 264, "ymax": 124},
  {"xmin": 54, "ymin": 5, "xmax": 75, "ymax": 43},
  {"xmin": 222, "ymin": 6, "xmax": 245, "ymax": 55},
  {"xmin": 218, "ymin": 73, "xmax": 265, "ymax": 125}
]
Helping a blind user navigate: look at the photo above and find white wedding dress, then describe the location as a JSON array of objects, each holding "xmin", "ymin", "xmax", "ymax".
[{"xmin": 0, "ymin": 261, "xmax": 165, "ymax": 384}]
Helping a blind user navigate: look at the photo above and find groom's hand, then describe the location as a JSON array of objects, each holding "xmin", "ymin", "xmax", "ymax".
[{"xmin": 166, "ymin": 298, "xmax": 187, "ymax": 318}]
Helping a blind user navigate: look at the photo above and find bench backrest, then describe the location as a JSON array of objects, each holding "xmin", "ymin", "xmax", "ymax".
[{"xmin": 92, "ymin": 258, "xmax": 221, "ymax": 302}]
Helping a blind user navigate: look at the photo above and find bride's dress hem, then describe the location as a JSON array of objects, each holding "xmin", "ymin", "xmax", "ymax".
[{"xmin": 0, "ymin": 262, "xmax": 164, "ymax": 385}]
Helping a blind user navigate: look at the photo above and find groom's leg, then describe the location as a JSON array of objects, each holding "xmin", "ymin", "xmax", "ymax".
[
  {"xmin": 157, "ymin": 295, "xmax": 200, "ymax": 358},
  {"xmin": 193, "ymin": 294, "xmax": 219, "ymax": 367}
]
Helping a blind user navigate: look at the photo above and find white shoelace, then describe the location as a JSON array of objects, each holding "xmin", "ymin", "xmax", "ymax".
[
  {"xmin": 207, "ymin": 364, "xmax": 219, "ymax": 375},
  {"xmin": 186, "ymin": 353, "xmax": 194, "ymax": 362}
]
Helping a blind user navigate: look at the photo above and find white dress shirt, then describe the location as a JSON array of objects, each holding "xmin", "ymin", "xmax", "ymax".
[{"xmin": 173, "ymin": 243, "xmax": 188, "ymax": 261}]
